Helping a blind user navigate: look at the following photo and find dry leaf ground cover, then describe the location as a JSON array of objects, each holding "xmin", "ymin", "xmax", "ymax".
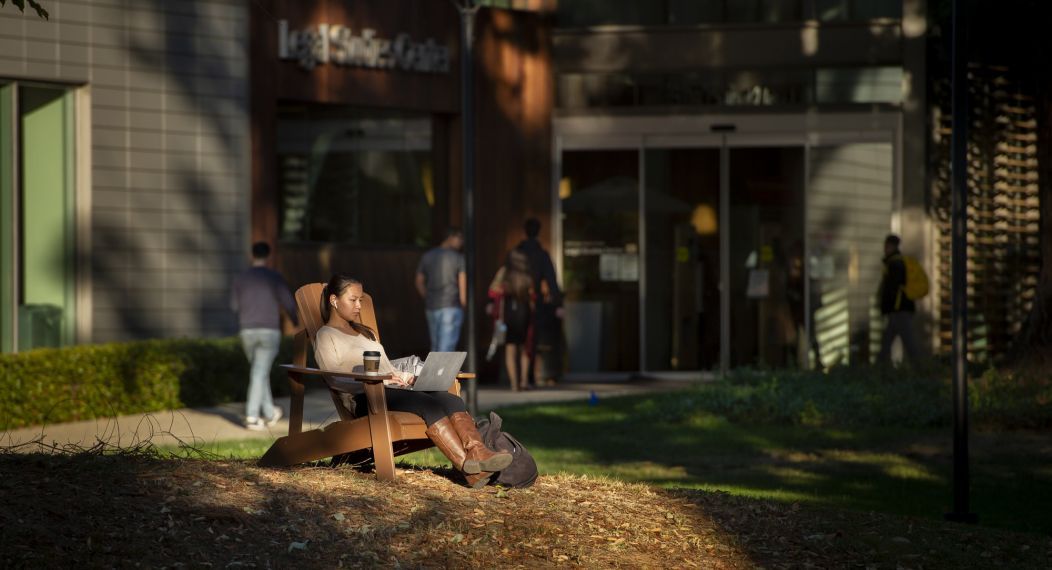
[{"xmin": 1, "ymin": 450, "xmax": 1050, "ymax": 569}]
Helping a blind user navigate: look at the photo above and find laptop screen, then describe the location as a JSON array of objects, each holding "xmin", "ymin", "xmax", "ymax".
[{"xmin": 413, "ymin": 352, "xmax": 467, "ymax": 391}]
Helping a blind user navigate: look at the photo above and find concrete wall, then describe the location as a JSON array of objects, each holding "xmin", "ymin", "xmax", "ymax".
[{"xmin": 0, "ymin": 0, "xmax": 250, "ymax": 342}]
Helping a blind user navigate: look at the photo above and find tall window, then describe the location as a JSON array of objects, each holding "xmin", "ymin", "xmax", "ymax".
[
  {"xmin": 556, "ymin": 0, "xmax": 901, "ymax": 26},
  {"xmin": 0, "ymin": 82, "xmax": 77, "ymax": 352},
  {"xmin": 276, "ymin": 104, "xmax": 434, "ymax": 247},
  {"xmin": 556, "ymin": 67, "xmax": 904, "ymax": 110}
]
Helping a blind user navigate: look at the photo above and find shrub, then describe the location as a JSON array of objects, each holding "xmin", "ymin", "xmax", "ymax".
[
  {"xmin": 971, "ymin": 367, "xmax": 1052, "ymax": 429},
  {"xmin": 0, "ymin": 336, "xmax": 293, "ymax": 430},
  {"xmin": 644, "ymin": 364, "xmax": 1052, "ymax": 430}
]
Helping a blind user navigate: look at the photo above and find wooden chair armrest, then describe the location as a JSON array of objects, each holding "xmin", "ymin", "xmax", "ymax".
[
  {"xmin": 281, "ymin": 364, "xmax": 391, "ymax": 435},
  {"xmin": 279, "ymin": 364, "xmax": 325, "ymax": 377},
  {"xmin": 336, "ymin": 371, "xmax": 392, "ymax": 383},
  {"xmin": 279, "ymin": 364, "xmax": 390, "ymax": 384},
  {"xmin": 283, "ymin": 365, "xmax": 472, "ymax": 381}
]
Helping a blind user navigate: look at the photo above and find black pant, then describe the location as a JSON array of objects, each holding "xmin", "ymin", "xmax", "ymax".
[{"xmin": 352, "ymin": 388, "xmax": 465, "ymax": 426}]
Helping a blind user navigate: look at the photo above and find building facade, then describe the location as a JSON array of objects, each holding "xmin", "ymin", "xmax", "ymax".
[
  {"xmin": 1, "ymin": 0, "xmax": 1042, "ymax": 376},
  {"xmin": 550, "ymin": 0, "xmax": 929, "ymax": 375},
  {"xmin": 1, "ymin": 0, "xmax": 250, "ymax": 349}
]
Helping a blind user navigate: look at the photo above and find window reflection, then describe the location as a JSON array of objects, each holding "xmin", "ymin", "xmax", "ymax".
[
  {"xmin": 561, "ymin": 150, "xmax": 641, "ymax": 372},
  {"xmin": 556, "ymin": 0, "xmax": 902, "ymax": 27},
  {"xmin": 556, "ymin": 67, "xmax": 902, "ymax": 109},
  {"xmin": 276, "ymin": 104, "xmax": 433, "ymax": 246},
  {"xmin": 726, "ymin": 0, "xmax": 802, "ymax": 23}
]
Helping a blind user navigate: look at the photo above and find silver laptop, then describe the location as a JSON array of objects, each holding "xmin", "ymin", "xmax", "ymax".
[{"xmin": 411, "ymin": 351, "xmax": 467, "ymax": 391}]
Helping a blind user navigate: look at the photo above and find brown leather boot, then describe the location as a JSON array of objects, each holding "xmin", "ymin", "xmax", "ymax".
[
  {"xmin": 450, "ymin": 412, "xmax": 513, "ymax": 472},
  {"xmin": 425, "ymin": 417, "xmax": 481, "ymax": 474},
  {"xmin": 464, "ymin": 471, "xmax": 494, "ymax": 489}
]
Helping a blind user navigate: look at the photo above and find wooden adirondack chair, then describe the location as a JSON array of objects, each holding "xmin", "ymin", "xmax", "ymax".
[{"xmin": 258, "ymin": 283, "xmax": 473, "ymax": 480}]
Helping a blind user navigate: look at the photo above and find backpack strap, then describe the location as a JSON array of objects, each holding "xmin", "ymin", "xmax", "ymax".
[{"xmin": 488, "ymin": 411, "xmax": 503, "ymax": 432}]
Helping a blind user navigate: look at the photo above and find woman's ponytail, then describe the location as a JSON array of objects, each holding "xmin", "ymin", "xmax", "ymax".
[{"xmin": 319, "ymin": 284, "xmax": 331, "ymax": 323}]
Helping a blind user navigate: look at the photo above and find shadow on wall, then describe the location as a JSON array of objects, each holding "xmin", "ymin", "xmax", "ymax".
[{"xmin": 89, "ymin": 1, "xmax": 249, "ymax": 341}]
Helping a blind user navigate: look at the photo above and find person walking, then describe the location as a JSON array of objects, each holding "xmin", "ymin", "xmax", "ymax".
[
  {"xmin": 514, "ymin": 218, "xmax": 564, "ymax": 387},
  {"xmin": 489, "ymin": 248, "xmax": 535, "ymax": 391},
  {"xmin": 231, "ymin": 242, "xmax": 298, "ymax": 430},
  {"xmin": 415, "ymin": 228, "xmax": 466, "ymax": 352},
  {"xmin": 877, "ymin": 234, "xmax": 921, "ymax": 364}
]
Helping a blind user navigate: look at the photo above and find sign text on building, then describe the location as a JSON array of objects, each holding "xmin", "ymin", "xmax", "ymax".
[{"xmin": 278, "ymin": 20, "xmax": 451, "ymax": 74}]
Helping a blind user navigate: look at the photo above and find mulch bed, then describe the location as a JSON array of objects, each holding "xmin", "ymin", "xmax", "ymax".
[{"xmin": 0, "ymin": 450, "xmax": 1049, "ymax": 568}]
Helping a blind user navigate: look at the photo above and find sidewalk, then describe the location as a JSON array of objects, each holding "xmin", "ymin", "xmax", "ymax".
[{"xmin": 1, "ymin": 378, "xmax": 693, "ymax": 451}]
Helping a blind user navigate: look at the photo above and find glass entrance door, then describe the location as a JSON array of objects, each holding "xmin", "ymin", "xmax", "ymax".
[
  {"xmin": 728, "ymin": 147, "xmax": 806, "ymax": 368},
  {"xmin": 556, "ymin": 118, "xmax": 897, "ymax": 375},
  {"xmin": 643, "ymin": 147, "xmax": 721, "ymax": 371},
  {"xmin": 560, "ymin": 149, "xmax": 640, "ymax": 373}
]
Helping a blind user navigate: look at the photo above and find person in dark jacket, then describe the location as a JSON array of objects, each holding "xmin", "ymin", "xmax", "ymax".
[
  {"xmin": 515, "ymin": 218, "xmax": 564, "ymax": 387},
  {"xmin": 877, "ymin": 234, "xmax": 920, "ymax": 363},
  {"xmin": 231, "ymin": 242, "xmax": 298, "ymax": 430}
]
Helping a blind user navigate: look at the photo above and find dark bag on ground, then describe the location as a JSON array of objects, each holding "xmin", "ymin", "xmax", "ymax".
[{"xmin": 475, "ymin": 411, "xmax": 538, "ymax": 489}]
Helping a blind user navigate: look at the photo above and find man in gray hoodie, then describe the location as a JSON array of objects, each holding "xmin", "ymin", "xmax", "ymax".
[{"xmin": 231, "ymin": 242, "xmax": 298, "ymax": 429}]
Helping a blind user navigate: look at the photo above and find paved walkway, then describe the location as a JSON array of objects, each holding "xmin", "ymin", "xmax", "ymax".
[{"xmin": 0, "ymin": 378, "xmax": 693, "ymax": 451}]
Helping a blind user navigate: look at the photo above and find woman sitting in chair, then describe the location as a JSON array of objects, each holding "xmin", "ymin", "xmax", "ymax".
[{"xmin": 314, "ymin": 274, "xmax": 512, "ymax": 488}]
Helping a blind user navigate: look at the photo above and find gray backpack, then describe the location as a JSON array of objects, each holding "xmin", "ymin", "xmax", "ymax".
[{"xmin": 475, "ymin": 412, "xmax": 538, "ymax": 489}]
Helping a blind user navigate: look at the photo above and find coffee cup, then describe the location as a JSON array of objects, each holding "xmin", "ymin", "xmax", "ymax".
[{"xmin": 363, "ymin": 351, "xmax": 381, "ymax": 375}]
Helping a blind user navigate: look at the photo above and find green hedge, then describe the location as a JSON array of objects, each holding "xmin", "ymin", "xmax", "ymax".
[
  {"xmin": 643, "ymin": 364, "xmax": 1052, "ymax": 430},
  {"xmin": 0, "ymin": 337, "xmax": 294, "ymax": 430}
]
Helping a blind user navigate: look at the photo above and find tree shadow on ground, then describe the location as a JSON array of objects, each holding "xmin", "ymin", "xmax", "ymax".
[
  {"xmin": 0, "ymin": 452, "xmax": 490, "ymax": 567},
  {"xmin": 493, "ymin": 397, "xmax": 1052, "ymax": 535}
]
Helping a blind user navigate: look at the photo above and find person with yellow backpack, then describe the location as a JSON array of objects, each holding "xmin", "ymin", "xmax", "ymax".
[{"xmin": 877, "ymin": 234, "xmax": 928, "ymax": 364}]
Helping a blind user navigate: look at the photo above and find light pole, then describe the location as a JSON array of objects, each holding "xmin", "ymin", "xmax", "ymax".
[
  {"xmin": 453, "ymin": 0, "xmax": 480, "ymax": 416},
  {"xmin": 946, "ymin": 0, "xmax": 977, "ymax": 525}
]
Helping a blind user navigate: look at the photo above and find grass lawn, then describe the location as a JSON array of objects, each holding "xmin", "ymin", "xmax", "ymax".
[
  {"xmin": 487, "ymin": 396, "xmax": 1052, "ymax": 535},
  {"xmin": 184, "ymin": 390, "xmax": 1052, "ymax": 537}
]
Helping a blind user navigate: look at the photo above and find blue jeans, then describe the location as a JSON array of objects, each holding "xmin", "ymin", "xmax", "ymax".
[
  {"xmin": 240, "ymin": 328, "xmax": 281, "ymax": 419},
  {"xmin": 426, "ymin": 306, "xmax": 463, "ymax": 352}
]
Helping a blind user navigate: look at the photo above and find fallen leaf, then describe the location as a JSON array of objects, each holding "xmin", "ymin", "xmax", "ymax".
[{"xmin": 332, "ymin": 512, "xmax": 345, "ymax": 522}]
